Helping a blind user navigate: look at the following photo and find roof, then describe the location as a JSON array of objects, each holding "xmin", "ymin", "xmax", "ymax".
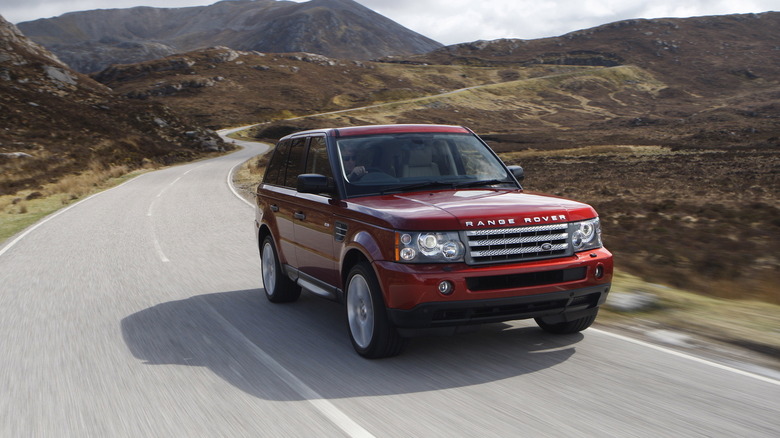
[
  {"xmin": 281, "ymin": 124, "xmax": 471, "ymax": 140},
  {"xmin": 333, "ymin": 124, "xmax": 470, "ymax": 137}
]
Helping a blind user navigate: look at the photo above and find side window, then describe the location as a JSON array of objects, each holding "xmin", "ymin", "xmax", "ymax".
[
  {"xmin": 304, "ymin": 136, "xmax": 333, "ymax": 179},
  {"xmin": 282, "ymin": 137, "xmax": 307, "ymax": 188},
  {"xmin": 263, "ymin": 139, "xmax": 291, "ymax": 185}
]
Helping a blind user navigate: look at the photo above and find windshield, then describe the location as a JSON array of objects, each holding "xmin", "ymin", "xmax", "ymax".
[{"xmin": 336, "ymin": 132, "xmax": 517, "ymax": 197}]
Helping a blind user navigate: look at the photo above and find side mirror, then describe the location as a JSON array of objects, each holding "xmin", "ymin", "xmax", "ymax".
[
  {"xmin": 508, "ymin": 165, "xmax": 524, "ymax": 183},
  {"xmin": 297, "ymin": 174, "xmax": 335, "ymax": 195}
]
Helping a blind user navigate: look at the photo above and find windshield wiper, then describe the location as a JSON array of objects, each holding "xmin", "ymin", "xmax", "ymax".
[{"xmin": 453, "ymin": 179, "xmax": 513, "ymax": 188}]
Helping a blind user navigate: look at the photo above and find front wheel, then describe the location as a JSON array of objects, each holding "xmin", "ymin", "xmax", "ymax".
[
  {"xmin": 345, "ymin": 262, "xmax": 406, "ymax": 358},
  {"xmin": 535, "ymin": 313, "xmax": 597, "ymax": 334},
  {"xmin": 260, "ymin": 235, "xmax": 300, "ymax": 303}
]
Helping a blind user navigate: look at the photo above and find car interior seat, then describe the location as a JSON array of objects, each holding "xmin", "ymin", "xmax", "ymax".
[{"xmin": 402, "ymin": 147, "xmax": 440, "ymax": 177}]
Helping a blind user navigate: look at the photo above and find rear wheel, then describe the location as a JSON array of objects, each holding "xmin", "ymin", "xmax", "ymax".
[
  {"xmin": 535, "ymin": 313, "xmax": 597, "ymax": 334},
  {"xmin": 260, "ymin": 236, "xmax": 300, "ymax": 303},
  {"xmin": 346, "ymin": 262, "xmax": 406, "ymax": 358}
]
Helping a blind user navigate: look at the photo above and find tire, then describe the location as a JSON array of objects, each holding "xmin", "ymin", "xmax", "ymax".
[
  {"xmin": 345, "ymin": 262, "xmax": 406, "ymax": 358},
  {"xmin": 535, "ymin": 313, "xmax": 597, "ymax": 334},
  {"xmin": 260, "ymin": 235, "xmax": 300, "ymax": 303}
]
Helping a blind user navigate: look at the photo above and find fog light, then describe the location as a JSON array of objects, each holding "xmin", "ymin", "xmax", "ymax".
[
  {"xmin": 595, "ymin": 264, "xmax": 604, "ymax": 279},
  {"xmin": 438, "ymin": 280, "xmax": 454, "ymax": 295},
  {"xmin": 400, "ymin": 247, "xmax": 416, "ymax": 261}
]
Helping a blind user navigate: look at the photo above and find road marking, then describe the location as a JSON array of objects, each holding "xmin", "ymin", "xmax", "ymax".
[
  {"xmin": 592, "ymin": 328, "xmax": 780, "ymax": 386},
  {"xmin": 227, "ymin": 160, "xmax": 254, "ymax": 208},
  {"xmin": 145, "ymin": 166, "xmax": 204, "ymax": 260},
  {"xmin": 202, "ymin": 302, "xmax": 375, "ymax": 438},
  {"xmin": 152, "ymin": 234, "xmax": 170, "ymax": 263}
]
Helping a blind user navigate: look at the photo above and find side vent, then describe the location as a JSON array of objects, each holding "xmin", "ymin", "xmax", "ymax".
[{"xmin": 334, "ymin": 222, "xmax": 348, "ymax": 242}]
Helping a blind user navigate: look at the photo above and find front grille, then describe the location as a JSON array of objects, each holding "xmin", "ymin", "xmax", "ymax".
[
  {"xmin": 463, "ymin": 223, "xmax": 571, "ymax": 265},
  {"xmin": 466, "ymin": 267, "xmax": 587, "ymax": 292}
]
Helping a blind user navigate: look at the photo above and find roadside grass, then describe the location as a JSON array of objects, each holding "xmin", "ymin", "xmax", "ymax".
[
  {"xmin": 0, "ymin": 165, "xmax": 152, "ymax": 242},
  {"xmin": 603, "ymin": 271, "xmax": 780, "ymax": 359}
]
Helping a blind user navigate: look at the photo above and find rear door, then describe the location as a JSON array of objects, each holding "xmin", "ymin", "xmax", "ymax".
[
  {"xmin": 292, "ymin": 135, "xmax": 340, "ymax": 292},
  {"xmin": 260, "ymin": 137, "xmax": 306, "ymax": 267}
]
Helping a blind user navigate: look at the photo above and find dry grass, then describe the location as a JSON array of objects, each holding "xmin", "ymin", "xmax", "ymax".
[
  {"xmin": 229, "ymin": 143, "xmax": 271, "ymax": 203},
  {"xmin": 602, "ymin": 270, "xmax": 780, "ymax": 368},
  {"xmin": 0, "ymin": 164, "xmax": 149, "ymax": 242}
]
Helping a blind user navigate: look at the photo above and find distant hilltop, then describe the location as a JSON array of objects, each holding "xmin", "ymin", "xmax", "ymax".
[{"xmin": 16, "ymin": 0, "xmax": 443, "ymax": 73}]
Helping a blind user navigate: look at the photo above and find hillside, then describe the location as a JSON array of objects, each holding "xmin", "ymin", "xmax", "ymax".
[
  {"xmin": 16, "ymin": 0, "xmax": 442, "ymax": 73},
  {"xmin": 0, "ymin": 15, "xmax": 226, "ymax": 198},
  {"xmin": 92, "ymin": 46, "xmax": 592, "ymax": 129},
  {"xmin": 406, "ymin": 12, "xmax": 780, "ymax": 96}
]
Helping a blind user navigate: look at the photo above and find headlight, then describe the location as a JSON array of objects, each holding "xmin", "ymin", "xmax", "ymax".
[
  {"xmin": 571, "ymin": 218, "xmax": 602, "ymax": 252},
  {"xmin": 396, "ymin": 231, "xmax": 465, "ymax": 263}
]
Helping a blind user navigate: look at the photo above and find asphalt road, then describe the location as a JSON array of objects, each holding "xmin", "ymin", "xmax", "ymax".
[{"xmin": 1, "ymin": 136, "xmax": 778, "ymax": 437}]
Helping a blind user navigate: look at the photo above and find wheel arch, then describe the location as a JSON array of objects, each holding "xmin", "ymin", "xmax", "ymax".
[
  {"xmin": 257, "ymin": 223, "xmax": 272, "ymax": 248},
  {"xmin": 341, "ymin": 248, "xmax": 370, "ymax": 287}
]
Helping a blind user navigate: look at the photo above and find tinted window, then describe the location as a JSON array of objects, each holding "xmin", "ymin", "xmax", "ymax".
[
  {"xmin": 304, "ymin": 136, "xmax": 333, "ymax": 178},
  {"xmin": 264, "ymin": 139, "xmax": 291, "ymax": 185},
  {"xmin": 282, "ymin": 137, "xmax": 307, "ymax": 188},
  {"xmin": 335, "ymin": 132, "xmax": 516, "ymax": 197}
]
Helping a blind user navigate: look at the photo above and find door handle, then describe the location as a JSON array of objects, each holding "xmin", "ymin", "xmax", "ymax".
[
  {"xmin": 270, "ymin": 204, "xmax": 279, "ymax": 212},
  {"xmin": 294, "ymin": 212, "xmax": 306, "ymax": 220}
]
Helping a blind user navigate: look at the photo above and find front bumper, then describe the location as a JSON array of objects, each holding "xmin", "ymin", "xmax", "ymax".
[
  {"xmin": 372, "ymin": 247, "xmax": 612, "ymax": 332},
  {"xmin": 387, "ymin": 283, "xmax": 610, "ymax": 331}
]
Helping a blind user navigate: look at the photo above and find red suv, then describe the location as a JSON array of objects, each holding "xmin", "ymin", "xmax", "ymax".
[{"xmin": 255, "ymin": 124, "xmax": 612, "ymax": 358}]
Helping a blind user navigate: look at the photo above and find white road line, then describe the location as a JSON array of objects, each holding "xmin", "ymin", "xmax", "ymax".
[
  {"xmin": 227, "ymin": 160, "xmax": 255, "ymax": 208},
  {"xmin": 147, "ymin": 198, "xmax": 156, "ymax": 217},
  {"xmin": 152, "ymin": 234, "xmax": 170, "ymax": 263},
  {"xmin": 202, "ymin": 302, "xmax": 375, "ymax": 438},
  {"xmin": 592, "ymin": 328, "xmax": 780, "ymax": 386}
]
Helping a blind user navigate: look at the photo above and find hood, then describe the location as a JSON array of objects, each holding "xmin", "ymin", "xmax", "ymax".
[{"xmin": 347, "ymin": 189, "xmax": 597, "ymax": 230}]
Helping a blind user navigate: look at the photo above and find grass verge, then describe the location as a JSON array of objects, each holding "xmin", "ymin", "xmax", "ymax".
[{"xmin": 0, "ymin": 165, "xmax": 151, "ymax": 243}]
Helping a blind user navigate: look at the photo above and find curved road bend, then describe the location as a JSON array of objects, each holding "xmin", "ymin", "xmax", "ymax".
[{"xmin": 0, "ymin": 136, "xmax": 778, "ymax": 436}]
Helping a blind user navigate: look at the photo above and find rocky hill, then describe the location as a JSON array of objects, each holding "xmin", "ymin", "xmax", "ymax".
[
  {"xmin": 404, "ymin": 12, "xmax": 780, "ymax": 96},
  {"xmin": 0, "ymin": 15, "xmax": 226, "ymax": 195},
  {"xmin": 16, "ymin": 0, "xmax": 442, "ymax": 73}
]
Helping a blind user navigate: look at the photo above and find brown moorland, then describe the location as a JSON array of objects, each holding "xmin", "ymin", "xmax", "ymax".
[{"xmin": 0, "ymin": 15, "xmax": 230, "ymax": 223}]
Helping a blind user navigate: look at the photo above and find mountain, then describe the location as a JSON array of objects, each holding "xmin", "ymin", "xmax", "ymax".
[
  {"xmin": 0, "ymin": 15, "xmax": 226, "ymax": 195},
  {"xmin": 402, "ymin": 12, "xmax": 780, "ymax": 96},
  {"xmin": 16, "ymin": 0, "xmax": 442, "ymax": 73}
]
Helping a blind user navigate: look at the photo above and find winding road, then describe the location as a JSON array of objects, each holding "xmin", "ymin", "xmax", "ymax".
[{"xmin": 1, "ymin": 134, "xmax": 778, "ymax": 437}]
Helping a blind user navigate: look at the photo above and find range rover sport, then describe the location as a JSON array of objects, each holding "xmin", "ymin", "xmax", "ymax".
[{"xmin": 254, "ymin": 124, "xmax": 612, "ymax": 358}]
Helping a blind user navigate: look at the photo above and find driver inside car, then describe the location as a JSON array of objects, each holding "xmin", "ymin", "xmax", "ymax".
[{"xmin": 341, "ymin": 146, "xmax": 367, "ymax": 181}]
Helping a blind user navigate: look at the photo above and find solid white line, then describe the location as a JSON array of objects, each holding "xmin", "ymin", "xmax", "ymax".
[
  {"xmin": 227, "ymin": 160, "xmax": 254, "ymax": 208},
  {"xmin": 202, "ymin": 302, "xmax": 375, "ymax": 438},
  {"xmin": 591, "ymin": 328, "xmax": 780, "ymax": 386}
]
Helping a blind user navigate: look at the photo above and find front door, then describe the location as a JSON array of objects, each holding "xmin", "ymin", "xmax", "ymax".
[{"xmin": 292, "ymin": 136, "xmax": 339, "ymax": 293}]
